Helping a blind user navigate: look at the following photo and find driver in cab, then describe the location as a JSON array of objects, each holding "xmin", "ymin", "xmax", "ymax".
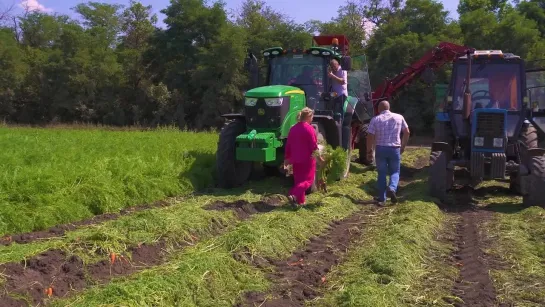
[{"xmin": 290, "ymin": 66, "xmax": 319, "ymax": 106}]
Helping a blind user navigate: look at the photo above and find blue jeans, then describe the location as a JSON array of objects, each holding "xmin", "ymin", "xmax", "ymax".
[{"xmin": 375, "ymin": 146, "xmax": 401, "ymax": 202}]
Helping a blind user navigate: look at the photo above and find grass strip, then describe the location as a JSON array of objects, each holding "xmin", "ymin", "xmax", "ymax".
[
  {"xmin": 312, "ymin": 173, "xmax": 456, "ymax": 307},
  {"xmin": 0, "ymin": 127, "xmax": 218, "ymax": 236},
  {"xmin": 480, "ymin": 193, "xmax": 545, "ymax": 306}
]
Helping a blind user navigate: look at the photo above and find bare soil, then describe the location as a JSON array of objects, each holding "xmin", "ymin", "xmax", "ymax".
[
  {"xmin": 440, "ymin": 186, "xmax": 506, "ymax": 307},
  {"xmin": 0, "ymin": 199, "xmax": 283, "ymax": 306},
  {"xmin": 204, "ymin": 196, "xmax": 285, "ymax": 220},
  {"xmin": 236, "ymin": 205, "xmax": 380, "ymax": 307}
]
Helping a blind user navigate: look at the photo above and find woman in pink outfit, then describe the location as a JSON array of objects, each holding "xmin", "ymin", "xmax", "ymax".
[{"xmin": 284, "ymin": 107, "xmax": 324, "ymax": 206}]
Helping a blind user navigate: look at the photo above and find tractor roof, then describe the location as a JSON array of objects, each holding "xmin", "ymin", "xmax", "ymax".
[{"xmin": 457, "ymin": 50, "xmax": 521, "ymax": 60}]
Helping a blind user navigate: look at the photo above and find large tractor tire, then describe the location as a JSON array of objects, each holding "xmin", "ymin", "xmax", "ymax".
[
  {"xmin": 523, "ymin": 155, "xmax": 545, "ymax": 207},
  {"xmin": 357, "ymin": 123, "xmax": 374, "ymax": 165},
  {"xmin": 510, "ymin": 123, "xmax": 539, "ymax": 193},
  {"xmin": 216, "ymin": 120, "xmax": 253, "ymax": 189},
  {"xmin": 428, "ymin": 150, "xmax": 454, "ymax": 201}
]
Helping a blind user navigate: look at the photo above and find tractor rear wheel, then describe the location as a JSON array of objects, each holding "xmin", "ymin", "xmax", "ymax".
[
  {"xmin": 523, "ymin": 155, "xmax": 545, "ymax": 207},
  {"xmin": 216, "ymin": 119, "xmax": 253, "ymax": 188},
  {"xmin": 357, "ymin": 123, "xmax": 374, "ymax": 165},
  {"xmin": 510, "ymin": 123, "xmax": 539, "ymax": 193},
  {"xmin": 428, "ymin": 150, "xmax": 453, "ymax": 201}
]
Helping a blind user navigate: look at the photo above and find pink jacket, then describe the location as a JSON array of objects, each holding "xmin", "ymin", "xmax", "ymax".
[{"xmin": 285, "ymin": 122, "xmax": 318, "ymax": 164}]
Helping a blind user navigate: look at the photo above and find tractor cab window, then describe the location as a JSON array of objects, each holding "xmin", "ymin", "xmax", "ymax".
[
  {"xmin": 452, "ymin": 63, "xmax": 521, "ymax": 111},
  {"xmin": 526, "ymin": 70, "xmax": 545, "ymax": 111},
  {"xmin": 269, "ymin": 55, "xmax": 326, "ymax": 102}
]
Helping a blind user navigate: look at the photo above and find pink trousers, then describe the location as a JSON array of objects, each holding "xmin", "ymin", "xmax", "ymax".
[{"xmin": 290, "ymin": 159, "xmax": 316, "ymax": 204}]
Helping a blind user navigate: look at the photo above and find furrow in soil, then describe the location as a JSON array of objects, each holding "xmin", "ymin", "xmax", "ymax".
[{"xmin": 236, "ymin": 205, "xmax": 380, "ymax": 307}]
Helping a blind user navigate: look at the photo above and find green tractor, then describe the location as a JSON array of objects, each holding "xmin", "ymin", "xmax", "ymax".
[{"xmin": 216, "ymin": 35, "xmax": 373, "ymax": 189}]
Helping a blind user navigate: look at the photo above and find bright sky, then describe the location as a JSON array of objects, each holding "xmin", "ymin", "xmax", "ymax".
[{"xmin": 10, "ymin": 0, "xmax": 460, "ymax": 26}]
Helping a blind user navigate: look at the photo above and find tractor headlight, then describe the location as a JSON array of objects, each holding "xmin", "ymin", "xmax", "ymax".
[
  {"xmin": 493, "ymin": 138, "xmax": 503, "ymax": 147},
  {"xmin": 474, "ymin": 137, "xmax": 484, "ymax": 146},
  {"xmin": 245, "ymin": 97, "xmax": 257, "ymax": 106},
  {"xmin": 265, "ymin": 97, "xmax": 283, "ymax": 106}
]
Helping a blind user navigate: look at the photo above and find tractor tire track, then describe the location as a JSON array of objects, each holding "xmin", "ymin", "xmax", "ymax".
[
  {"xmin": 236, "ymin": 204, "xmax": 381, "ymax": 307},
  {"xmin": 441, "ymin": 186, "xmax": 503, "ymax": 307},
  {"xmin": 0, "ymin": 198, "xmax": 284, "ymax": 306}
]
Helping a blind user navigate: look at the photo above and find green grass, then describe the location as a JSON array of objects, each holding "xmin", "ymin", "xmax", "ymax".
[
  {"xmin": 477, "ymin": 189, "xmax": 545, "ymax": 306},
  {"xmin": 0, "ymin": 127, "xmax": 218, "ymax": 236},
  {"xmin": 312, "ymin": 165, "xmax": 457, "ymax": 306}
]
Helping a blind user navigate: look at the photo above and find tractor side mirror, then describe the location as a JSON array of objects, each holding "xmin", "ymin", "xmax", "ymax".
[
  {"xmin": 421, "ymin": 67, "xmax": 435, "ymax": 84},
  {"xmin": 342, "ymin": 56, "xmax": 352, "ymax": 71}
]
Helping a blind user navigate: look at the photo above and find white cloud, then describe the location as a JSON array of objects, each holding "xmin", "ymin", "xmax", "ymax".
[{"xmin": 19, "ymin": 0, "xmax": 53, "ymax": 12}]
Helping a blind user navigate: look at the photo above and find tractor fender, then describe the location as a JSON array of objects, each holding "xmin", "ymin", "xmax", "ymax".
[{"xmin": 313, "ymin": 115, "xmax": 341, "ymax": 148}]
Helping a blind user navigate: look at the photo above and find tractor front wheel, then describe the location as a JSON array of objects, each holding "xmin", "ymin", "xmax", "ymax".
[
  {"xmin": 428, "ymin": 150, "xmax": 453, "ymax": 201},
  {"xmin": 216, "ymin": 120, "xmax": 253, "ymax": 188}
]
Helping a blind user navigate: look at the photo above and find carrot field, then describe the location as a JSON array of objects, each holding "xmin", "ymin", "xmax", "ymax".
[{"xmin": 1, "ymin": 127, "xmax": 544, "ymax": 307}]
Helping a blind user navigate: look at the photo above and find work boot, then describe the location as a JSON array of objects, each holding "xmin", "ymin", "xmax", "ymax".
[{"xmin": 387, "ymin": 188, "xmax": 398, "ymax": 203}]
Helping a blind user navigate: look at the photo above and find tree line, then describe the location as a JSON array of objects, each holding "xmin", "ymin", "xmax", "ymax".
[{"xmin": 0, "ymin": 0, "xmax": 544, "ymax": 134}]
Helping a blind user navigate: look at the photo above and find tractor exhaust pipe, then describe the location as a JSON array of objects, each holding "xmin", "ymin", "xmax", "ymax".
[{"xmin": 462, "ymin": 50, "xmax": 472, "ymax": 120}]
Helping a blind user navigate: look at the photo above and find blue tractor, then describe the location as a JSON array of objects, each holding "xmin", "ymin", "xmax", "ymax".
[{"xmin": 430, "ymin": 49, "xmax": 545, "ymax": 206}]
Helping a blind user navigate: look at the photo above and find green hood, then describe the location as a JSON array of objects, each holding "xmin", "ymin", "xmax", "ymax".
[{"xmin": 245, "ymin": 85, "xmax": 304, "ymax": 98}]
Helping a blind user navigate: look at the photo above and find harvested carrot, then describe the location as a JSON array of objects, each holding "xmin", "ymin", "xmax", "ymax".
[
  {"xmin": 110, "ymin": 252, "xmax": 116, "ymax": 264},
  {"xmin": 45, "ymin": 287, "xmax": 53, "ymax": 297}
]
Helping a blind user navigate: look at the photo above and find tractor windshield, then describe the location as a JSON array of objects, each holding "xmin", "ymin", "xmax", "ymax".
[
  {"xmin": 527, "ymin": 69, "xmax": 545, "ymax": 110},
  {"xmin": 452, "ymin": 63, "xmax": 522, "ymax": 111},
  {"xmin": 268, "ymin": 54, "xmax": 326, "ymax": 100}
]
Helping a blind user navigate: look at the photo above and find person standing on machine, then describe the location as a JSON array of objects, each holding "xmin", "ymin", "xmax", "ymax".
[{"xmin": 328, "ymin": 58, "xmax": 350, "ymax": 150}]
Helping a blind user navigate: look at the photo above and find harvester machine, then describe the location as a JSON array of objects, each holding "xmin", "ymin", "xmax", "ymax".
[
  {"xmin": 430, "ymin": 50, "xmax": 545, "ymax": 206},
  {"xmin": 216, "ymin": 35, "xmax": 373, "ymax": 190}
]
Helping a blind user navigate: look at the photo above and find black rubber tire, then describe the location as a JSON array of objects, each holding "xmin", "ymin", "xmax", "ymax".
[
  {"xmin": 510, "ymin": 123, "xmax": 538, "ymax": 193},
  {"xmin": 428, "ymin": 150, "xmax": 453, "ymax": 201},
  {"xmin": 523, "ymin": 155, "xmax": 545, "ymax": 207},
  {"xmin": 520, "ymin": 123, "xmax": 538, "ymax": 149},
  {"xmin": 357, "ymin": 123, "xmax": 374, "ymax": 165},
  {"xmin": 216, "ymin": 120, "xmax": 253, "ymax": 189}
]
